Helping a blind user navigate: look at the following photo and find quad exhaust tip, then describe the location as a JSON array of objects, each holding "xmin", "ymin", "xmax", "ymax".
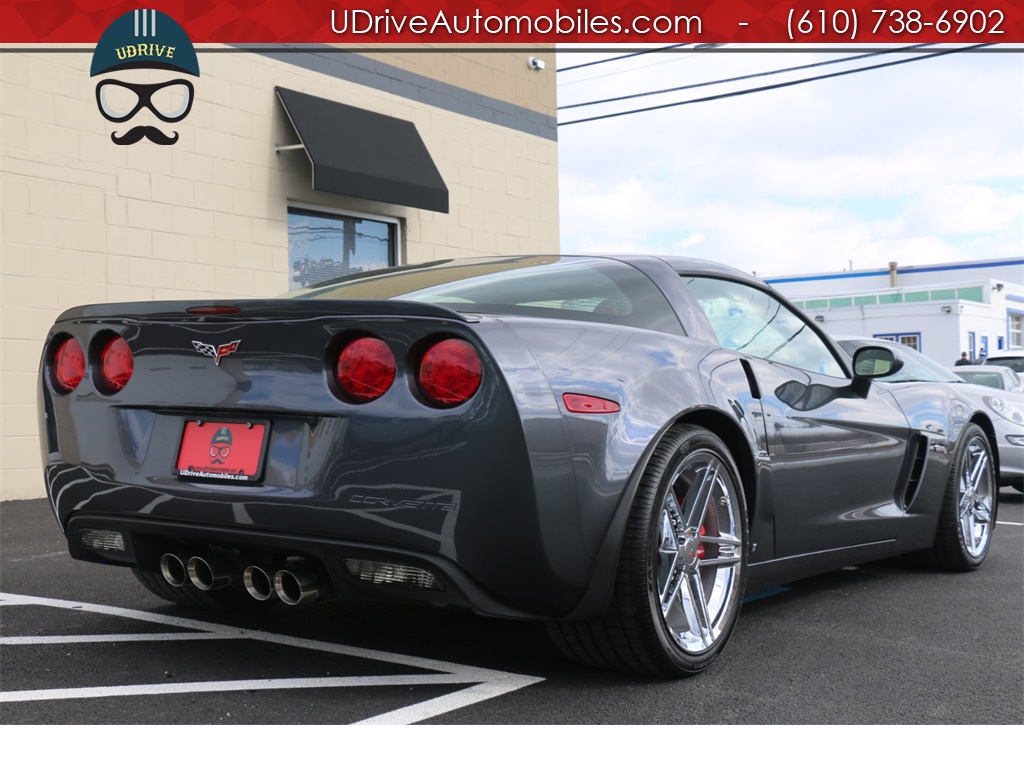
[
  {"xmin": 161, "ymin": 552, "xmax": 234, "ymax": 591},
  {"xmin": 159, "ymin": 553, "xmax": 189, "ymax": 588},
  {"xmin": 187, "ymin": 555, "xmax": 233, "ymax": 591},
  {"xmin": 243, "ymin": 565, "xmax": 278, "ymax": 602},
  {"xmin": 273, "ymin": 567, "xmax": 319, "ymax": 605},
  {"xmin": 161, "ymin": 552, "xmax": 320, "ymax": 604}
]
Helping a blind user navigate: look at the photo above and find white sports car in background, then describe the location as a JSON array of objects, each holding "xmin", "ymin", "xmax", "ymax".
[{"xmin": 955, "ymin": 364, "xmax": 1024, "ymax": 395}]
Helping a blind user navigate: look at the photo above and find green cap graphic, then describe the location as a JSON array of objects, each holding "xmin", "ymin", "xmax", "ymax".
[
  {"xmin": 91, "ymin": 9, "xmax": 200, "ymax": 77},
  {"xmin": 211, "ymin": 427, "xmax": 233, "ymax": 446}
]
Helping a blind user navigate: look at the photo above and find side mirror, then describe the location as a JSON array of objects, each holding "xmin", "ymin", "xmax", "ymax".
[
  {"xmin": 850, "ymin": 346, "xmax": 904, "ymax": 396},
  {"xmin": 852, "ymin": 346, "xmax": 903, "ymax": 378}
]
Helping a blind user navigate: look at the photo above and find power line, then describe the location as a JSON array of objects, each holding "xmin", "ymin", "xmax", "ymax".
[
  {"xmin": 560, "ymin": 47, "xmax": 710, "ymax": 87},
  {"xmin": 559, "ymin": 44, "xmax": 989, "ymax": 127},
  {"xmin": 560, "ymin": 43, "xmax": 931, "ymax": 111},
  {"xmin": 556, "ymin": 42, "xmax": 696, "ymax": 73}
]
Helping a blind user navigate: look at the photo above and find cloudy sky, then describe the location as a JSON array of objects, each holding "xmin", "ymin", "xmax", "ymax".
[{"xmin": 556, "ymin": 44, "xmax": 1023, "ymax": 279}]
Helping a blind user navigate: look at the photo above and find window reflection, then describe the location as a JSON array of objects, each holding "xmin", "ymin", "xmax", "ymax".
[
  {"xmin": 288, "ymin": 209, "xmax": 395, "ymax": 290},
  {"xmin": 683, "ymin": 276, "xmax": 844, "ymax": 378}
]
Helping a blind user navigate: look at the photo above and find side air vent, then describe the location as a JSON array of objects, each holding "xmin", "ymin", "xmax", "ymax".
[{"xmin": 898, "ymin": 434, "xmax": 930, "ymax": 510}]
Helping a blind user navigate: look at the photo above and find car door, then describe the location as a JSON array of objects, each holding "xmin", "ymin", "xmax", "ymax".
[{"xmin": 681, "ymin": 275, "xmax": 913, "ymax": 557}]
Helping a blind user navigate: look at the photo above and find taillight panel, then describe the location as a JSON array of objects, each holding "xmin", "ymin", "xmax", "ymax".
[
  {"xmin": 327, "ymin": 333, "xmax": 483, "ymax": 409},
  {"xmin": 49, "ymin": 332, "xmax": 134, "ymax": 396},
  {"xmin": 416, "ymin": 338, "xmax": 482, "ymax": 408},
  {"xmin": 333, "ymin": 336, "xmax": 397, "ymax": 403},
  {"xmin": 97, "ymin": 335, "xmax": 134, "ymax": 393},
  {"xmin": 52, "ymin": 336, "xmax": 86, "ymax": 393}
]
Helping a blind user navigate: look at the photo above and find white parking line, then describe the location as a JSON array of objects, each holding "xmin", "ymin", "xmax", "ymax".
[
  {"xmin": 0, "ymin": 592, "xmax": 544, "ymax": 724},
  {"xmin": 1, "ymin": 633, "xmax": 223, "ymax": 644}
]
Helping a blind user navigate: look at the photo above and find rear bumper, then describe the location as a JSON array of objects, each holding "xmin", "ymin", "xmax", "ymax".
[{"xmin": 65, "ymin": 512, "xmax": 551, "ymax": 620}]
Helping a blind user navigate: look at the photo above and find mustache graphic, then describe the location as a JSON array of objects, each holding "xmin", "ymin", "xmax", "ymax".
[
  {"xmin": 211, "ymin": 457, "xmax": 224, "ymax": 465},
  {"xmin": 110, "ymin": 126, "xmax": 179, "ymax": 145}
]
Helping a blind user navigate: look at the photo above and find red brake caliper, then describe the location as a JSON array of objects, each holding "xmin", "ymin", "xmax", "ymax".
[{"xmin": 697, "ymin": 525, "xmax": 706, "ymax": 560}]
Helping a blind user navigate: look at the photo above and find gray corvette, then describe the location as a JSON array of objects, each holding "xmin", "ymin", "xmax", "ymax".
[{"xmin": 38, "ymin": 255, "xmax": 998, "ymax": 677}]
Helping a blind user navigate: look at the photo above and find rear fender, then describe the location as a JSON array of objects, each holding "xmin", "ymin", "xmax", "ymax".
[{"xmin": 528, "ymin": 342, "xmax": 763, "ymax": 621}]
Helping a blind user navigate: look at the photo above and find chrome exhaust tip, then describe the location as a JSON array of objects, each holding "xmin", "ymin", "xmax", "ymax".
[
  {"xmin": 243, "ymin": 565, "xmax": 278, "ymax": 602},
  {"xmin": 274, "ymin": 568, "xmax": 319, "ymax": 605},
  {"xmin": 160, "ymin": 553, "xmax": 188, "ymax": 587},
  {"xmin": 187, "ymin": 555, "xmax": 233, "ymax": 591}
]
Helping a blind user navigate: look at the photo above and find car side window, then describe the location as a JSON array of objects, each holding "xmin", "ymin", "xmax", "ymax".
[{"xmin": 682, "ymin": 276, "xmax": 845, "ymax": 378}]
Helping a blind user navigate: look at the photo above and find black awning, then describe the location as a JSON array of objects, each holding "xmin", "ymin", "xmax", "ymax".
[{"xmin": 275, "ymin": 87, "xmax": 448, "ymax": 213}]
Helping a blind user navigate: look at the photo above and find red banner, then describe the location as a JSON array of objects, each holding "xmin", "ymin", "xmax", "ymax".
[{"xmin": 1, "ymin": 0, "xmax": 1022, "ymax": 43}]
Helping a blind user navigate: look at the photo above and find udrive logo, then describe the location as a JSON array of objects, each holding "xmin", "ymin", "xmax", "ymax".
[{"xmin": 90, "ymin": 9, "xmax": 200, "ymax": 145}]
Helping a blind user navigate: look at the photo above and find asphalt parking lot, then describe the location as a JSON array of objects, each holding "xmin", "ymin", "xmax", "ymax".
[{"xmin": 2, "ymin": 492, "xmax": 1022, "ymax": 726}]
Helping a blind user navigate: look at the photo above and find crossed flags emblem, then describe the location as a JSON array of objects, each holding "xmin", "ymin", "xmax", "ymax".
[{"xmin": 192, "ymin": 340, "xmax": 240, "ymax": 366}]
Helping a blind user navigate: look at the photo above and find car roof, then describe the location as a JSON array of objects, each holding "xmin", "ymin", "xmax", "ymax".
[
  {"xmin": 955, "ymin": 365, "xmax": 1007, "ymax": 373},
  {"xmin": 566, "ymin": 254, "xmax": 765, "ymax": 284},
  {"xmin": 833, "ymin": 335, "xmax": 893, "ymax": 343}
]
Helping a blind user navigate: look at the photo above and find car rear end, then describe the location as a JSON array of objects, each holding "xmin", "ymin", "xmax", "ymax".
[{"xmin": 38, "ymin": 297, "xmax": 594, "ymax": 618}]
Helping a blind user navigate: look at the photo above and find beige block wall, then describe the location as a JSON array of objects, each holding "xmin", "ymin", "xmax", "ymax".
[
  {"xmin": 357, "ymin": 46, "xmax": 557, "ymax": 115},
  {"xmin": 0, "ymin": 48, "xmax": 559, "ymax": 500}
]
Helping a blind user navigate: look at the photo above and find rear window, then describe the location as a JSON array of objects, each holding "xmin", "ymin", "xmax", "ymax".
[
  {"xmin": 985, "ymin": 357, "xmax": 1024, "ymax": 373},
  {"xmin": 286, "ymin": 256, "xmax": 683, "ymax": 334},
  {"xmin": 959, "ymin": 371, "xmax": 1008, "ymax": 389}
]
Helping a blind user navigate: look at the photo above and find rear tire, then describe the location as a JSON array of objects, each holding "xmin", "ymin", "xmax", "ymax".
[
  {"xmin": 548, "ymin": 425, "xmax": 748, "ymax": 677},
  {"xmin": 920, "ymin": 423, "xmax": 997, "ymax": 571},
  {"xmin": 132, "ymin": 568, "xmax": 270, "ymax": 611}
]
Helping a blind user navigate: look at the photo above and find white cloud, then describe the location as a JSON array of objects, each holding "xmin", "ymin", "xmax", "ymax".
[
  {"xmin": 903, "ymin": 184, "xmax": 1024, "ymax": 234},
  {"xmin": 557, "ymin": 45, "xmax": 1024, "ymax": 277}
]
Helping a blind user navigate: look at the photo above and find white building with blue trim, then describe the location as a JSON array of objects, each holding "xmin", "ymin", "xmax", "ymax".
[{"xmin": 765, "ymin": 258, "xmax": 1024, "ymax": 368}]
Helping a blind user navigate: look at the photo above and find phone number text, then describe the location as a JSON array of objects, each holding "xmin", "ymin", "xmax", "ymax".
[{"xmin": 787, "ymin": 8, "xmax": 1006, "ymax": 41}]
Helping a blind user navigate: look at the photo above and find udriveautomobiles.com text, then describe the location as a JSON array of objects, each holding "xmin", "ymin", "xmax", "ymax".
[{"xmin": 330, "ymin": 8, "xmax": 703, "ymax": 36}]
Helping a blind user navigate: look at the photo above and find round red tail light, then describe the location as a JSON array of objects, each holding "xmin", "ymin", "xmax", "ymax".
[
  {"xmin": 53, "ymin": 338, "xmax": 85, "ymax": 392},
  {"xmin": 99, "ymin": 336, "xmax": 134, "ymax": 393},
  {"xmin": 418, "ymin": 339, "xmax": 482, "ymax": 407},
  {"xmin": 336, "ymin": 337, "xmax": 396, "ymax": 402}
]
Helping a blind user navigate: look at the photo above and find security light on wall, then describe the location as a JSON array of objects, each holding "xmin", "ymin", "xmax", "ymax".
[
  {"xmin": 527, "ymin": 57, "xmax": 546, "ymax": 70},
  {"xmin": 814, "ymin": 315, "xmax": 825, "ymax": 323},
  {"xmin": 941, "ymin": 306, "xmax": 952, "ymax": 313}
]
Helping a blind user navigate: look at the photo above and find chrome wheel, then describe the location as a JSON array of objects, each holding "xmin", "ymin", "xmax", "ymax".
[
  {"xmin": 957, "ymin": 434, "xmax": 994, "ymax": 559},
  {"xmin": 922, "ymin": 423, "xmax": 997, "ymax": 572},
  {"xmin": 656, "ymin": 451, "xmax": 744, "ymax": 654},
  {"xmin": 546, "ymin": 425, "xmax": 747, "ymax": 676}
]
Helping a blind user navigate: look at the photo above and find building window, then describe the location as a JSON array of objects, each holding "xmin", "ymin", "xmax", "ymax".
[
  {"xmin": 899, "ymin": 334, "xmax": 920, "ymax": 351},
  {"xmin": 968, "ymin": 331, "xmax": 976, "ymax": 360},
  {"xmin": 287, "ymin": 207, "xmax": 399, "ymax": 291},
  {"xmin": 873, "ymin": 333, "xmax": 920, "ymax": 351},
  {"xmin": 1010, "ymin": 314, "xmax": 1023, "ymax": 349}
]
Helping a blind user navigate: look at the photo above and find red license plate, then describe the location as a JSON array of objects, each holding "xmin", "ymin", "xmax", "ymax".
[{"xmin": 175, "ymin": 420, "xmax": 268, "ymax": 483}]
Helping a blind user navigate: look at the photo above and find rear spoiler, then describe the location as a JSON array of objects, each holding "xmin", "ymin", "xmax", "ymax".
[{"xmin": 55, "ymin": 299, "xmax": 476, "ymax": 324}]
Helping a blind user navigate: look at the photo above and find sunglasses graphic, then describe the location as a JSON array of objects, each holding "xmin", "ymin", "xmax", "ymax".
[{"xmin": 95, "ymin": 79, "xmax": 194, "ymax": 123}]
